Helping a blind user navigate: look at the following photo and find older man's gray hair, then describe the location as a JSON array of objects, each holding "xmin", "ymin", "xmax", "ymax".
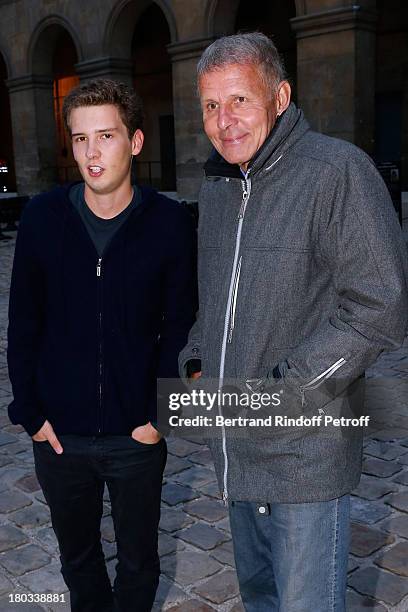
[{"xmin": 197, "ymin": 32, "xmax": 286, "ymax": 95}]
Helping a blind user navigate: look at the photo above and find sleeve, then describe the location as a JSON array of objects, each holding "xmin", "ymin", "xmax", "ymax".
[
  {"xmin": 277, "ymin": 155, "xmax": 408, "ymax": 410},
  {"xmin": 148, "ymin": 207, "xmax": 198, "ymax": 422},
  {"xmin": 178, "ymin": 316, "xmax": 202, "ymax": 379},
  {"xmin": 7, "ymin": 202, "xmax": 47, "ymax": 436}
]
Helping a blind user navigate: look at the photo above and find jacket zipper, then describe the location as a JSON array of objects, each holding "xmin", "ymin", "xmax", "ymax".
[
  {"xmin": 300, "ymin": 357, "xmax": 347, "ymax": 407},
  {"xmin": 219, "ymin": 173, "xmax": 251, "ymax": 505},
  {"xmin": 96, "ymin": 257, "xmax": 103, "ymax": 433}
]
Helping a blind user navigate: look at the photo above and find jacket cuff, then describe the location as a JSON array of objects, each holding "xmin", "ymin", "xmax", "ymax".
[
  {"xmin": 8, "ymin": 399, "xmax": 47, "ymax": 437},
  {"xmin": 186, "ymin": 359, "xmax": 201, "ymax": 378},
  {"xmin": 178, "ymin": 343, "xmax": 200, "ymax": 379},
  {"xmin": 22, "ymin": 415, "xmax": 47, "ymax": 438},
  {"xmin": 179, "ymin": 355, "xmax": 201, "ymax": 379}
]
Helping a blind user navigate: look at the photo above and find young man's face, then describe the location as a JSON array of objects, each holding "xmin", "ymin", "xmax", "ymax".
[
  {"xmin": 199, "ymin": 63, "xmax": 289, "ymax": 170},
  {"xmin": 70, "ymin": 104, "xmax": 143, "ymax": 196}
]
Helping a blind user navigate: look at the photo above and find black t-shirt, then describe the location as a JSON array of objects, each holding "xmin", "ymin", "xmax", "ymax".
[{"xmin": 69, "ymin": 183, "xmax": 140, "ymax": 256}]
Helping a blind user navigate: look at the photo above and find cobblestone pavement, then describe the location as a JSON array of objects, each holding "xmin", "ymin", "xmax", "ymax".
[{"xmin": 1, "ymin": 235, "xmax": 408, "ymax": 611}]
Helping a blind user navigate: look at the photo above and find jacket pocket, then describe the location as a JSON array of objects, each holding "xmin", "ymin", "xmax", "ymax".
[
  {"xmin": 299, "ymin": 357, "xmax": 347, "ymax": 407},
  {"xmin": 228, "ymin": 256, "xmax": 242, "ymax": 344}
]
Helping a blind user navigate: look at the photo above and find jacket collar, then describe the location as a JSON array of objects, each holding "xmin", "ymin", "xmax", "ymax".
[
  {"xmin": 204, "ymin": 102, "xmax": 310, "ymax": 179},
  {"xmin": 60, "ymin": 181, "xmax": 156, "ymax": 214}
]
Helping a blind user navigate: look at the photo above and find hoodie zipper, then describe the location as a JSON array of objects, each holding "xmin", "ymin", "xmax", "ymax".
[
  {"xmin": 300, "ymin": 357, "xmax": 347, "ymax": 407},
  {"xmin": 219, "ymin": 173, "xmax": 251, "ymax": 505},
  {"xmin": 96, "ymin": 257, "xmax": 103, "ymax": 433}
]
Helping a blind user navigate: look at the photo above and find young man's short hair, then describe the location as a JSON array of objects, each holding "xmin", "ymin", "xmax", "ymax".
[{"xmin": 62, "ymin": 78, "xmax": 144, "ymax": 139}]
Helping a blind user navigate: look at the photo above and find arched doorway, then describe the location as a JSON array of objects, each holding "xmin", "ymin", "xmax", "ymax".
[
  {"xmin": 0, "ymin": 52, "xmax": 16, "ymax": 193},
  {"xmin": 235, "ymin": 0, "xmax": 297, "ymax": 99},
  {"xmin": 52, "ymin": 29, "xmax": 80, "ymax": 183},
  {"xmin": 132, "ymin": 3, "xmax": 176, "ymax": 191},
  {"xmin": 30, "ymin": 20, "xmax": 81, "ymax": 187}
]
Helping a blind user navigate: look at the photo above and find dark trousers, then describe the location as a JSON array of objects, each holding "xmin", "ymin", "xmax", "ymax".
[{"xmin": 33, "ymin": 435, "xmax": 167, "ymax": 612}]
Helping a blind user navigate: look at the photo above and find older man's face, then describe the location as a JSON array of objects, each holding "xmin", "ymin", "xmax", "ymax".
[{"xmin": 199, "ymin": 63, "xmax": 277, "ymax": 170}]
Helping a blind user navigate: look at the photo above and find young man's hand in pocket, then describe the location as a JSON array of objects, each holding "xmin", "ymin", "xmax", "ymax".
[
  {"xmin": 32, "ymin": 420, "xmax": 63, "ymax": 454},
  {"xmin": 131, "ymin": 422, "xmax": 162, "ymax": 444}
]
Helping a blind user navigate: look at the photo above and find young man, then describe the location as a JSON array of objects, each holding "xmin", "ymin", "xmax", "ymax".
[
  {"xmin": 179, "ymin": 33, "xmax": 408, "ymax": 611},
  {"xmin": 8, "ymin": 79, "xmax": 196, "ymax": 612}
]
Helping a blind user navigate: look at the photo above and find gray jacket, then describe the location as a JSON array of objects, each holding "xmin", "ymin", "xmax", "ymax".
[{"xmin": 179, "ymin": 103, "xmax": 408, "ymax": 503}]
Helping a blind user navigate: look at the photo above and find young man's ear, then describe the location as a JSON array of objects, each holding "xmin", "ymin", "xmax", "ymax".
[{"xmin": 131, "ymin": 129, "xmax": 144, "ymax": 157}]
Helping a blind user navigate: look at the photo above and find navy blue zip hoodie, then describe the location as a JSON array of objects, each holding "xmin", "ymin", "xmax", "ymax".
[{"xmin": 7, "ymin": 183, "xmax": 197, "ymax": 437}]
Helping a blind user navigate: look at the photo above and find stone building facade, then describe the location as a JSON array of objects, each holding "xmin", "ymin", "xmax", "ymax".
[{"xmin": 0, "ymin": 0, "xmax": 407, "ymax": 199}]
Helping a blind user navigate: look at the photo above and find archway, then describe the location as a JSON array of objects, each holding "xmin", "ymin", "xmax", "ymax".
[
  {"xmin": 52, "ymin": 29, "xmax": 80, "ymax": 183},
  {"xmin": 0, "ymin": 51, "xmax": 16, "ymax": 193},
  {"xmin": 29, "ymin": 19, "xmax": 81, "ymax": 186},
  {"xmin": 131, "ymin": 3, "xmax": 176, "ymax": 191},
  {"xmin": 105, "ymin": 0, "xmax": 177, "ymax": 58},
  {"xmin": 207, "ymin": 0, "xmax": 240, "ymax": 36}
]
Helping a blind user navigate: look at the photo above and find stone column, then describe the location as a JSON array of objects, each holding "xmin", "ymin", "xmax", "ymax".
[
  {"xmin": 402, "ymin": 85, "xmax": 408, "ymax": 194},
  {"xmin": 167, "ymin": 37, "xmax": 214, "ymax": 201},
  {"xmin": 75, "ymin": 58, "xmax": 133, "ymax": 86},
  {"xmin": 7, "ymin": 75, "xmax": 58, "ymax": 195},
  {"xmin": 291, "ymin": 5, "xmax": 377, "ymax": 153}
]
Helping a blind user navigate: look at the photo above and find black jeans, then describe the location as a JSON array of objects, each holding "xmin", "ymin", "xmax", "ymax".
[{"xmin": 33, "ymin": 435, "xmax": 167, "ymax": 612}]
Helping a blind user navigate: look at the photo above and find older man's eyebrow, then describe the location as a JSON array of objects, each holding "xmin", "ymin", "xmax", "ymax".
[
  {"xmin": 71, "ymin": 127, "xmax": 119, "ymax": 137},
  {"xmin": 203, "ymin": 92, "xmax": 248, "ymax": 101}
]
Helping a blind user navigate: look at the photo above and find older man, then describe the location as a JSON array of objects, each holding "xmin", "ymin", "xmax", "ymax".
[{"xmin": 179, "ymin": 33, "xmax": 408, "ymax": 611}]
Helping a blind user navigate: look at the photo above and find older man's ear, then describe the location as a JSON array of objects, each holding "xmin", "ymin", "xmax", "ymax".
[{"xmin": 275, "ymin": 81, "xmax": 291, "ymax": 117}]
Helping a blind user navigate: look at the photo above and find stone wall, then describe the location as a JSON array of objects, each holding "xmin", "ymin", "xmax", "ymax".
[{"xmin": 0, "ymin": 0, "xmax": 406, "ymax": 197}]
